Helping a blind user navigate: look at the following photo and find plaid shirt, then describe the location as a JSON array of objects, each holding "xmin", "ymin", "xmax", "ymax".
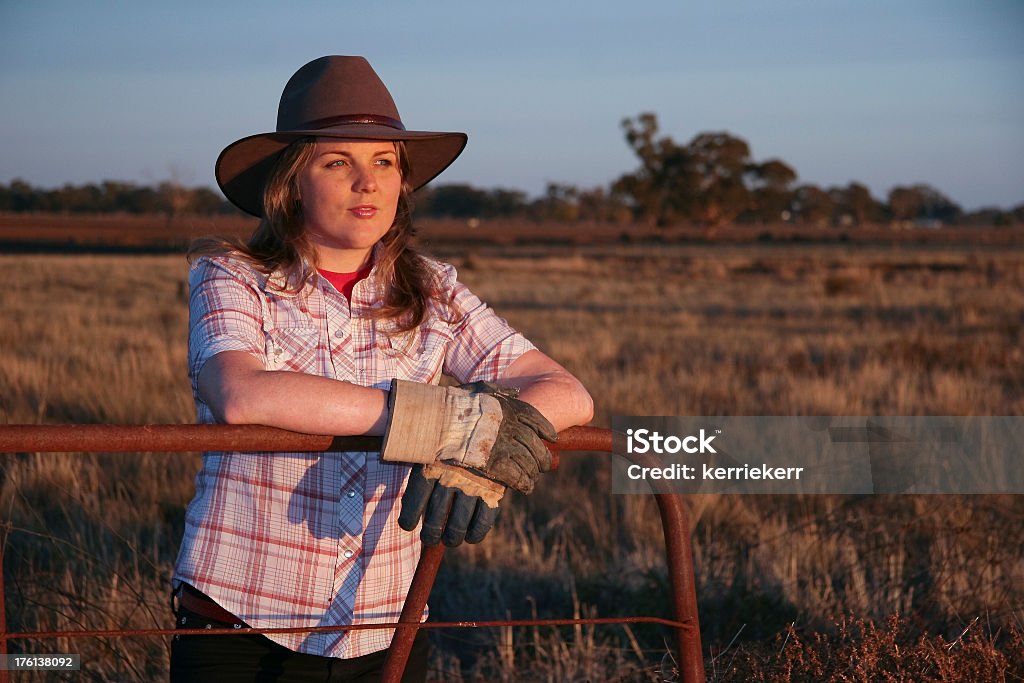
[{"xmin": 173, "ymin": 251, "xmax": 534, "ymax": 659}]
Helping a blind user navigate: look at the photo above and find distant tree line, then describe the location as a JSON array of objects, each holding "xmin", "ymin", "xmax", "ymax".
[
  {"xmin": 413, "ymin": 183, "xmax": 635, "ymax": 224},
  {"xmin": 0, "ymin": 178, "xmax": 236, "ymax": 218},
  {"xmin": 3, "ymin": 112, "xmax": 1021, "ymax": 227},
  {"xmin": 605, "ymin": 113, "xmax": 1021, "ymax": 228},
  {"xmin": 416, "ymin": 113, "xmax": 1020, "ymax": 227}
]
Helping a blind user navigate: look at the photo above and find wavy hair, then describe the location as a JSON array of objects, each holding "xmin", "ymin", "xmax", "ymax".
[{"xmin": 190, "ymin": 137, "xmax": 449, "ymax": 333}]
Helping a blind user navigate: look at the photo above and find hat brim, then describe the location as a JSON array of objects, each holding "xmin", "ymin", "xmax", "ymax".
[{"xmin": 216, "ymin": 124, "xmax": 468, "ymax": 217}]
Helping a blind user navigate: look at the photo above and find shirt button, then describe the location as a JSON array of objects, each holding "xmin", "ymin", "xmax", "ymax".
[
  {"xmin": 334, "ymin": 330, "xmax": 344, "ymax": 338},
  {"xmin": 343, "ymin": 550, "xmax": 354, "ymax": 559},
  {"xmin": 346, "ymin": 490, "xmax": 357, "ymax": 498}
]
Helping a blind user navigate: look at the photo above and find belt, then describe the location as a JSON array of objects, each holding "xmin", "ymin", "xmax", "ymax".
[{"xmin": 176, "ymin": 584, "xmax": 247, "ymax": 628}]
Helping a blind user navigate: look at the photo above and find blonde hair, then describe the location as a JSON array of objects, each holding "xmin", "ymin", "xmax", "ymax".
[{"xmin": 190, "ymin": 137, "xmax": 448, "ymax": 333}]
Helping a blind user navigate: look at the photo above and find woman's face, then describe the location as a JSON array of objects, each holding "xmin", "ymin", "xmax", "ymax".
[{"xmin": 296, "ymin": 138, "xmax": 402, "ymax": 271}]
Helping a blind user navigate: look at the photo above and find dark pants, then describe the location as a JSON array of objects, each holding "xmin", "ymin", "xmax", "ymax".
[{"xmin": 170, "ymin": 589, "xmax": 429, "ymax": 683}]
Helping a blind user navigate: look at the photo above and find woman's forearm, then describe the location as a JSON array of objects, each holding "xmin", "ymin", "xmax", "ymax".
[
  {"xmin": 499, "ymin": 350, "xmax": 594, "ymax": 432},
  {"xmin": 198, "ymin": 350, "xmax": 389, "ymax": 436},
  {"xmin": 199, "ymin": 348, "xmax": 593, "ymax": 439}
]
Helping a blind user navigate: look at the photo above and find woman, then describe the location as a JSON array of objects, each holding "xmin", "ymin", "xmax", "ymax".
[{"xmin": 171, "ymin": 56, "xmax": 593, "ymax": 682}]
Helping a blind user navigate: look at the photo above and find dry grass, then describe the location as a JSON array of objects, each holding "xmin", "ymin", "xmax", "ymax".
[{"xmin": 1, "ymin": 242, "xmax": 1023, "ymax": 680}]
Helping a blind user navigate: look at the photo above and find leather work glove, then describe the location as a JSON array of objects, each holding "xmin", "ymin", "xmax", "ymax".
[
  {"xmin": 398, "ymin": 462, "xmax": 502, "ymax": 546},
  {"xmin": 381, "ymin": 379, "xmax": 557, "ymax": 494},
  {"xmin": 398, "ymin": 381, "xmax": 512, "ymax": 546}
]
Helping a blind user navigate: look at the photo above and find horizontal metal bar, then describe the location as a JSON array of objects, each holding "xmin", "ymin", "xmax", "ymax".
[{"xmin": 0, "ymin": 424, "xmax": 611, "ymax": 454}]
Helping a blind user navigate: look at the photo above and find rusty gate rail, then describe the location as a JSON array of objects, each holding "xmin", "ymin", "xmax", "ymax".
[{"xmin": 0, "ymin": 425, "xmax": 704, "ymax": 682}]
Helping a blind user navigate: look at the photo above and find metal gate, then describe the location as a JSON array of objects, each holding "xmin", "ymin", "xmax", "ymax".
[{"xmin": 0, "ymin": 424, "xmax": 703, "ymax": 682}]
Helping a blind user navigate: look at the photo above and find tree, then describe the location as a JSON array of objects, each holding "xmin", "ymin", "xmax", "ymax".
[
  {"xmin": 887, "ymin": 184, "xmax": 961, "ymax": 224},
  {"xmin": 831, "ymin": 182, "xmax": 880, "ymax": 225},
  {"xmin": 484, "ymin": 188, "xmax": 528, "ymax": 217},
  {"xmin": 418, "ymin": 184, "xmax": 528, "ymax": 219},
  {"xmin": 613, "ymin": 112, "xmax": 695, "ymax": 226},
  {"xmin": 531, "ymin": 183, "xmax": 580, "ymax": 222},
  {"xmin": 888, "ymin": 186, "xmax": 925, "ymax": 222},
  {"xmin": 961, "ymin": 208, "xmax": 1012, "ymax": 227},
  {"xmin": 917, "ymin": 185, "xmax": 961, "ymax": 224},
  {"xmin": 790, "ymin": 184, "xmax": 835, "ymax": 226},
  {"xmin": 47, "ymin": 183, "xmax": 96, "ymax": 212},
  {"xmin": 157, "ymin": 164, "xmax": 196, "ymax": 224},
  {"xmin": 423, "ymin": 184, "xmax": 489, "ymax": 218},
  {"xmin": 1013, "ymin": 204, "xmax": 1024, "ymax": 225},
  {"xmin": 577, "ymin": 186, "xmax": 633, "ymax": 224},
  {"xmin": 614, "ymin": 113, "xmax": 764, "ymax": 228},
  {"xmin": 8, "ymin": 179, "xmax": 37, "ymax": 211},
  {"xmin": 687, "ymin": 132, "xmax": 753, "ymax": 225},
  {"xmin": 192, "ymin": 187, "xmax": 235, "ymax": 214},
  {"xmin": 745, "ymin": 159, "xmax": 797, "ymax": 222}
]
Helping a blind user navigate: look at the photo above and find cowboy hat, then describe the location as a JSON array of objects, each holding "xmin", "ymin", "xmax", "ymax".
[{"xmin": 216, "ymin": 56, "xmax": 468, "ymax": 217}]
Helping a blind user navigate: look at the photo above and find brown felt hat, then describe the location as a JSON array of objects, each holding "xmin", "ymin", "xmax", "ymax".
[{"xmin": 216, "ymin": 56, "xmax": 468, "ymax": 217}]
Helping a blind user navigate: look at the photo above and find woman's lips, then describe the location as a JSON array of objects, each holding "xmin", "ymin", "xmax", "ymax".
[{"xmin": 349, "ymin": 205, "xmax": 378, "ymax": 218}]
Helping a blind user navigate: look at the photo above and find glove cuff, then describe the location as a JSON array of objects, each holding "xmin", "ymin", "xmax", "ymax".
[
  {"xmin": 422, "ymin": 462, "xmax": 505, "ymax": 508},
  {"xmin": 381, "ymin": 379, "xmax": 503, "ymax": 467}
]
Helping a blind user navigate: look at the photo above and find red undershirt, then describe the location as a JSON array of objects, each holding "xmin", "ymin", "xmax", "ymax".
[{"xmin": 317, "ymin": 264, "xmax": 373, "ymax": 300}]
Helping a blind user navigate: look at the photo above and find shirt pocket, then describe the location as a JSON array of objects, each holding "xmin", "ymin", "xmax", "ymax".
[
  {"xmin": 375, "ymin": 319, "xmax": 452, "ymax": 382},
  {"xmin": 265, "ymin": 325, "xmax": 321, "ymax": 372}
]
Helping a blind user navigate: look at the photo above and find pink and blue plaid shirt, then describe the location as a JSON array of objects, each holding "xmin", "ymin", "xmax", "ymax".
[{"xmin": 173, "ymin": 252, "xmax": 534, "ymax": 659}]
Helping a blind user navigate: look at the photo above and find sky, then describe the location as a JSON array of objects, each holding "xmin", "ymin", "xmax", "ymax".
[{"xmin": 1, "ymin": 1, "xmax": 1022, "ymax": 211}]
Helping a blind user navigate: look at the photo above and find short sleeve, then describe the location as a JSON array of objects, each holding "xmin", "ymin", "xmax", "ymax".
[
  {"xmin": 438, "ymin": 263, "xmax": 536, "ymax": 383},
  {"xmin": 188, "ymin": 256, "xmax": 267, "ymax": 389}
]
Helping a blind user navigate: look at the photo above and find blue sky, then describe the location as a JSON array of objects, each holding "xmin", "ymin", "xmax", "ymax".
[{"xmin": 2, "ymin": 0, "xmax": 1022, "ymax": 210}]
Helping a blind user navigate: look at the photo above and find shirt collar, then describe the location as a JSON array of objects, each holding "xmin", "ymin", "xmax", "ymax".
[
  {"xmin": 265, "ymin": 243, "xmax": 385, "ymax": 300},
  {"xmin": 265, "ymin": 262, "xmax": 309, "ymax": 297}
]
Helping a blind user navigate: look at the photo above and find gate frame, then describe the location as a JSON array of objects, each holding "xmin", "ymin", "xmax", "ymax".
[{"xmin": 0, "ymin": 424, "xmax": 703, "ymax": 682}]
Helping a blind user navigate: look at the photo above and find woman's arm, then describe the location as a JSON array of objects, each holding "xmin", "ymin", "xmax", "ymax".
[
  {"xmin": 193, "ymin": 258, "xmax": 591, "ymax": 437},
  {"xmin": 198, "ymin": 347, "xmax": 591, "ymax": 439},
  {"xmin": 190, "ymin": 256, "xmax": 390, "ymax": 436},
  {"xmin": 498, "ymin": 349, "xmax": 594, "ymax": 433},
  {"xmin": 197, "ymin": 350, "xmax": 389, "ymax": 436}
]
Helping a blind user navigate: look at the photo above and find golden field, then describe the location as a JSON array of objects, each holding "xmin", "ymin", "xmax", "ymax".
[{"xmin": 1, "ymin": 238, "xmax": 1023, "ymax": 681}]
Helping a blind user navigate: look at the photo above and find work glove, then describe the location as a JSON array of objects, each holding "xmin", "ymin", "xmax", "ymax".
[
  {"xmin": 398, "ymin": 381, "xmax": 516, "ymax": 546},
  {"xmin": 398, "ymin": 462, "xmax": 502, "ymax": 546},
  {"xmin": 381, "ymin": 379, "xmax": 557, "ymax": 494}
]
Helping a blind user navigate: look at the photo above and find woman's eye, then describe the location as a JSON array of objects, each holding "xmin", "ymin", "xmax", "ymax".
[
  {"xmin": 327, "ymin": 159, "xmax": 348, "ymax": 168},
  {"xmin": 375, "ymin": 158, "xmax": 394, "ymax": 167}
]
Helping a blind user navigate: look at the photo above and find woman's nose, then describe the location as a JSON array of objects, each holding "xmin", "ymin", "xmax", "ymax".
[{"xmin": 352, "ymin": 166, "xmax": 377, "ymax": 193}]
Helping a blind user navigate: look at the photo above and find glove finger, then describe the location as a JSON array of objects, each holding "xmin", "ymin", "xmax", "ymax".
[
  {"xmin": 487, "ymin": 457, "xmax": 535, "ymax": 495},
  {"xmin": 509, "ymin": 399, "xmax": 558, "ymax": 441},
  {"xmin": 494, "ymin": 443, "xmax": 539, "ymax": 487},
  {"xmin": 441, "ymin": 492, "xmax": 477, "ymax": 547},
  {"xmin": 507, "ymin": 424, "xmax": 548, "ymax": 474},
  {"xmin": 421, "ymin": 483, "xmax": 456, "ymax": 546},
  {"xmin": 517, "ymin": 431, "xmax": 553, "ymax": 472},
  {"xmin": 465, "ymin": 503, "xmax": 499, "ymax": 544},
  {"xmin": 399, "ymin": 465, "xmax": 437, "ymax": 532}
]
